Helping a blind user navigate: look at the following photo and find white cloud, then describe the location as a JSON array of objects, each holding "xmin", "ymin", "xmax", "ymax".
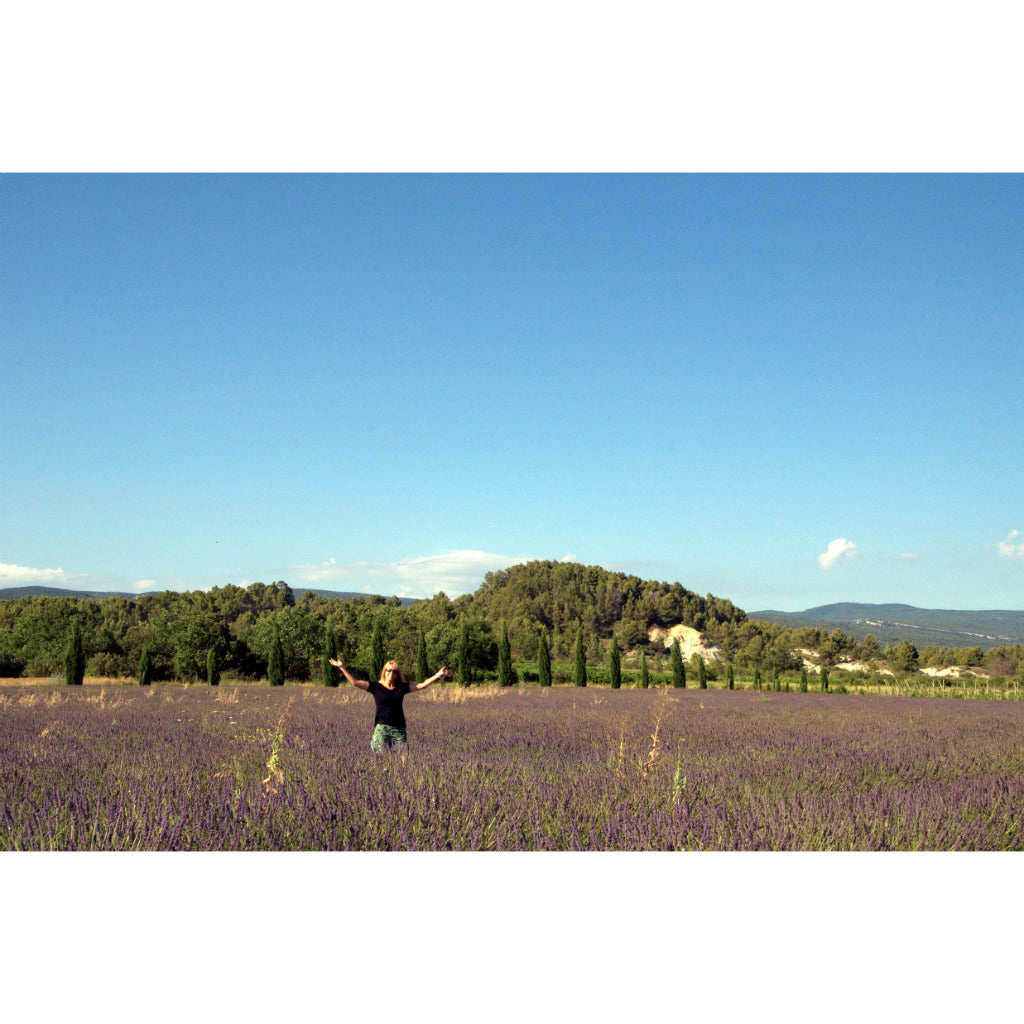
[
  {"xmin": 133, "ymin": 579, "xmax": 159, "ymax": 591},
  {"xmin": 289, "ymin": 550, "xmax": 536, "ymax": 597},
  {"xmin": 817, "ymin": 538, "xmax": 858, "ymax": 570},
  {"xmin": 560, "ymin": 553, "xmax": 577, "ymax": 563},
  {"xmin": 0, "ymin": 562, "xmax": 68, "ymax": 585},
  {"xmin": 899, "ymin": 552, "xmax": 922, "ymax": 563},
  {"xmin": 996, "ymin": 530, "xmax": 1024, "ymax": 558}
]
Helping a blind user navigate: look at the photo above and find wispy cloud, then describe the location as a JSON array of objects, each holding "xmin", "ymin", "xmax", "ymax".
[
  {"xmin": 899, "ymin": 552, "xmax": 922, "ymax": 563},
  {"xmin": 996, "ymin": 530, "xmax": 1024, "ymax": 558},
  {"xmin": 817, "ymin": 538, "xmax": 858, "ymax": 570},
  {"xmin": 0, "ymin": 562, "xmax": 68, "ymax": 585},
  {"xmin": 289, "ymin": 550, "xmax": 536, "ymax": 597}
]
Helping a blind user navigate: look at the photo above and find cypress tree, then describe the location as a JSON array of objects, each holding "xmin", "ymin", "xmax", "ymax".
[
  {"xmin": 727, "ymin": 663, "xmax": 735, "ymax": 690},
  {"xmin": 609, "ymin": 636, "xmax": 621, "ymax": 689},
  {"xmin": 64, "ymin": 623, "xmax": 85, "ymax": 686},
  {"xmin": 537, "ymin": 629, "xmax": 552, "ymax": 688},
  {"xmin": 772, "ymin": 666, "xmax": 780, "ymax": 692},
  {"xmin": 415, "ymin": 628, "xmax": 429, "ymax": 685},
  {"xmin": 821, "ymin": 667, "xmax": 829, "ymax": 693},
  {"xmin": 498, "ymin": 621, "xmax": 513, "ymax": 687},
  {"xmin": 138, "ymin": 646, "xmax": 153, "ymax": 687},
  {"xmin": 640, "ymin": 649, "xmax": 650, "ymax": 689},
  {"xmin": 457, "ymin": 618, "xmax": 472, "ymax": 687},
  {"xmin": 268, "ymin": 626, "xmax": 285, "ymax": 686},
  {"xmin": 697, "ymin": 655, "xmax": 707, "ymax": 690},
  {"xmin": 671, "ymin": 639, "xmax": 685, "ymax": 689},
  {"xmin": 754, "ymin": 666, "xmax": 762, "ymax": 691},
  {"xmin": 370, "ymin": 619, "xmax": 386, "ymax": 682},
  {"xmin": 573, "ymin": 628, "xmax": 587, "ymax": 687},
  {"xmin": 800, "ymin": 667, "xmax": 809, "ymax": 692},
  {"xmin": 207, "ymin": 648, "xmax": 220, "ymax": 686},
  {"xmin": 323, "ymin": 624, "xmax": 339, "ymax": 687}
]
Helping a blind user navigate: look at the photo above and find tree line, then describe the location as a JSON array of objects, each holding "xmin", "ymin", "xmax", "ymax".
[{"xmin": 2, "ymin": 561, "xmax": 1022, "ymax": 683}]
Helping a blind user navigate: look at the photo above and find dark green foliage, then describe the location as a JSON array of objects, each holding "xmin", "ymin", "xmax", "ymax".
[
  {"xmin": 268, "ymin": 626, "xmax": 285, "ymax": 686},
  {"xmin": 498, "ymin": 621, "xmax": 513, "ymax": 687},
  {"xmin": 609, "ymin": 636, "xmax": 621, "ymax": 689},
  {"xmin": 573, "ymin": 628, "xmax": 587, "ymax": 687},
  {"xmin": 537, "ymin": 630, "xmax": 552, "ymax": 688},
  {"xmin": 671, "ymin": 640, "xmax": 685, "ymax": 688},
  {"xmin": 415, "ymin": 628, "xmax": 429, "ymax": 685},
  {"xmin": 753, "ymin": 666, "xmax": 762, "ymax": 691},
  {"xmin": 207, "ymin": 648, "xmax": 220, "ymax": 686},
  {"xmin": 64, "ymin": 623, "xmax": 85, "ymax": 686},
  {"xmin": 772, "ymin": 666, "xmax": 780, "ymax": 692},
  {"xmin": 138, "ymin": 646, "xmax": 153, "ymax": 687},
  {"xmin": 727, "ymin": 663, "xmax": 734, "ymax": 690},
  {"xmin": 821, "ymin": 668, "xmax": 829, "ymax": 693},
  {"xmin": 370, "ymin": 619, "xmax": 386, "ymax": 682},
  {"xmin": 323, "ymin": 624, "xmax": 339, "ymax": 687},
  {"xmin": 457, "ymin": 618, "xmax": 472, "ymax": 687},
  {"xmin": 697, "ymin": 655, "xmax": 707, "ymax": 690},
  {"xmin": 640, "ymin": 649, "xmax": 650, "ymax": 689},
  {"xmin": 800, "ymin": 667, "xmax": 808, "ymax": 692}
]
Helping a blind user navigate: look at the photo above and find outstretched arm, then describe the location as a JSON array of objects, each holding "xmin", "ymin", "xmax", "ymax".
[
  {"xmin": 329, "ymin": 658, "xmax": 370, "ymax": 691},
  {"xmin": 408, "ymin": 667, "xmax": 451, "ymax": 693}
]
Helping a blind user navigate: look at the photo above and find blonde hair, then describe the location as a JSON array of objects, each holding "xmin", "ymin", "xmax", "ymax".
[{"xmin": 379, "ymin": 660, "xmax": 404, "ymax": 685}]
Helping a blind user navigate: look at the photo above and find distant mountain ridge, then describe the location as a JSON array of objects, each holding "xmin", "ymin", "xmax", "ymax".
[
  {"xmin": 749, "ymin": 603, "xmax": 1024, "ymax": 650},
  {"xmin": 0, "ymin": 585, "xmax": 417, "ymax": 607}
]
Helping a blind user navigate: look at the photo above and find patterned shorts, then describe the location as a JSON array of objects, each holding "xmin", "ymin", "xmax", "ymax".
[{"xmin": 370, "ymin": 724, "xmax": 408, "ymax": 752}]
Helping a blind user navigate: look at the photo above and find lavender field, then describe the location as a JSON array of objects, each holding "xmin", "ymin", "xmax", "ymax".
[{"xmin": 3, "ymin": 681, "xmax": 1024, "ymax": 851}]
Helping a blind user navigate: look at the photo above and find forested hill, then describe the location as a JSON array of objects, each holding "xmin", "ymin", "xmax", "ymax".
[{"xmin": 457, "ymin": 560, "xmax": 746, "ymax": 644}]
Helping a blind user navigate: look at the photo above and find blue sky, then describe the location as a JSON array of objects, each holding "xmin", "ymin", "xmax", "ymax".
[{"xmin": 2, "ymin": 173, "xmax": 1022, "ymax": 610}]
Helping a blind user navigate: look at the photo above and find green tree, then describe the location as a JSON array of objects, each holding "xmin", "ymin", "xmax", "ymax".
[
  {"xmin": 671, "ymin": 639, "xmax": 685, "ymax": 688},
  {"xmin": 537, "ymin": 629, "xmax": 552, "ymax": 688},
  {"xmin": 573, "ymin": 627, "xmax": 587, "ymax": 687},
  {"xmin": 138, "ymin": 646, "xmax": 153, "ymax": 687},
  {"xmin": 268, "ymin": 626, "xmax": 285, "ymax": 686},
  {"xmin": 457, "ymin": 618, "xmax": 472, "ymax": 687},
  {"xmin": 64, "ymin": 623, "xmax": 85, "ymax": 686},
  {"xmin": 415, "ymin": 628, "xmax": 429, "ymax": 684},
  {"xmin": 371, "ymin": 619, "xmax": 386, "ymax": 682},
  {"xmin": 753, "ymin": 666, "xmax": 762, "ymax": 691},
  {"xmin": 609, "ymin": 636, "xmax": 622, "ymax": 689},
  {"xmin": 322, "ymin": 623, "xmax": 339, "ymax": 687},
  {"xmin": 498, "ymin": 621, "xmax": 513, "ymax": 687},
  {"xmin": 820, "ymin": 667, "xmax": 829, "ymax": 693},
  {"xmin": 727, "ymin": 663, "xmax": 734, "ymax": 690},
  {"xmin": 697, "ymin": 655, "xmax": 707, "ymax": 690},
  {"xmin": 207, "ymin": 648, "xmax": 220, "ymax": 686},
  {"xmin": 886, "ymin": 639, "xmax": 920, "ymax": 673},
  {"xmin": 772, "ymin": 666, "xmax": 780, "ymax": 692},
  {"xmin": 799, "ymin": 667, "xmax": 808, "ymax": 692},
  {"xmin": 640, "ymin": 649, "xmax": 650, "ymax": 689}
]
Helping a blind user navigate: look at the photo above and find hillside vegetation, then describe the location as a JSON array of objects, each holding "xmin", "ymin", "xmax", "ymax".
[{"xmin": 1, "ymin": 561, "xmax": 1021, "ymax": 683}]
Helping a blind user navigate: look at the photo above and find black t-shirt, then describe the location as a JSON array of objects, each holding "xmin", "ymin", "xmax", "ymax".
[{"xmin": 368, "ymin": 679, "xmax": 410, "ymax": 729}]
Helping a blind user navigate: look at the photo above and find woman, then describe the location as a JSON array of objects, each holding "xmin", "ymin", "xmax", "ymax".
[{"xmin": 328, "ymin": 657, "xmax": 451, "ymax": 752}]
